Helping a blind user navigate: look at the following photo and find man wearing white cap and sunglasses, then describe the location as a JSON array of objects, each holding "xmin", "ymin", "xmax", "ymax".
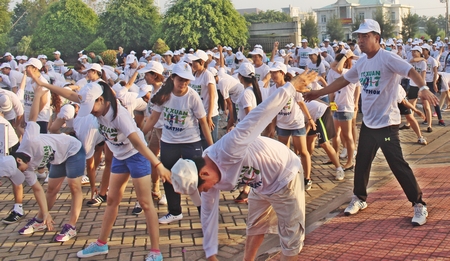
[
  {"xmin": 304, "ymin": 19, "xmax": 439, "ymax": 227},
  {"xmin": 162, "ymin": 71, "xmax": 319, "ymax": 261}
]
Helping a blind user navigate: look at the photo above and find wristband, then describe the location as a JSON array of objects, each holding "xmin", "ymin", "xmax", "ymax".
[
  {"xmin": 154, "ymin": 162, "xmax": 162, "ymax": 169},
  {"xmin": 419, "ymin": 86, "xmax": 429, "ymax": 91}
]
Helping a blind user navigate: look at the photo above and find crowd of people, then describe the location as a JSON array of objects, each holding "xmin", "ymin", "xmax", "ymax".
[{"xmin": 0, "ymin": 18, "xmax": 445, "ymax": 261}]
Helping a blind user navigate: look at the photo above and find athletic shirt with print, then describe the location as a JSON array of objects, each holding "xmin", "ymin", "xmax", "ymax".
[
  {"xmin": 343, "ymin": 48, "xmax": 412, "ymax": 128},
  {"xmin": 425, "ymin": 56, "xmax": 439, "ymax": 83},
  {"xmin": 306, "ymin": 60, "xmax": 326, "ymax": 75},
  {"xmin": 236, "ymin": 87, "xmax": 257, "ymax": 122},
  {"xmin": 17, "ymin": 121, "xmax": 82, "ymax": 170},
  {"xmin": 327, "ymin": 69, "xmax": 358, "ymax": 112},
  {"xmin": 409, "ymin": 61, "xmax": 427, "ymax": 86},
  {"xmin": 23, "ymin": 75, "xmax": 51, "ymax": 123},
  {"xmin": 217, "ymin": 67, "xmax": 243, "ymax": 103},
  {"xmin": 97, "ymin": 104, "xmax": 146, "ymax": 160},
  {"xmin": 189, "ymin": 69, "xmax": 219, "ymax": 117},
  {"xmin": 152, "ymin": 88, "xmax": 206, "ymax": 144},
  {"xmin": 73, "ymin": 114, "xmax": 104, "ymax": 159},
  {"xmin": 305, "ymin": 100, "xmax": 328, "ymax": 121},
  {"xmin": 163, "ymin": 63, "xmax": 175, "ymax": 79},
  {"xmin": 225, "ymin": 53, "xmax": 236, "ymax": 68},
  {"xmin": 254, "ymin": 63, "xmax": 270, "ymax": 82},
  {"xmin": 269, "ymin": 84, "xmax": 305, "ymax": 129},
  {"xmin": 298, "ymin": 47, "xmax": 312, "ymax": 67},
  {"xmin": 146, "ymin": 87, "xmax": 164, "ymax": 129}
]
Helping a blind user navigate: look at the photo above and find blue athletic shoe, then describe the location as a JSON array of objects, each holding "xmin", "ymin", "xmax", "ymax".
[
  {"xmin": 145, "ymin": 252, "xmax": 163, "ymax": 261},
  {"xmin": 77, "ymin": 242, "xmax": 109, "ymax": 258}
]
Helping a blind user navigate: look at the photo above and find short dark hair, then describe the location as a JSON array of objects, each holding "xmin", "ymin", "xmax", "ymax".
[
  {"xmin": 12, "ymin": 152, "xmax": 31, "ymax": 168},
  {"xmin": 191, "ymin": 156, "xmax": 207, "ymax": 188}
]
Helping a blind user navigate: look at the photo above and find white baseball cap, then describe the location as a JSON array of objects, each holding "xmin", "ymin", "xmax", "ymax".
[
  {"xmin": 320, "ymin": 47, "xmax": 328, "ymax": 53},
  {"xmin": 24, "ymin": 58, "xmax": 43, "ymax": 70},
  {"xmin": 53, "ymin": 51, "xmax": 61, "ymax": 55},
  {"xmin": 3, "ymin": 52, "xmax": 11, "ymax": 57},
  {"xmin": 130, "ymin": 50, "xmax": 136, "ymax": 55},
  {"xmin": 237, "ymin": 62, "xmax": 255, "ymax": 78},
  {"xmin": 309, "ymin": 49, "xmax": 320, "ymax": 56},
  {"xmin": 174, "ymin": 50, "xmax": 180, "ymax": 56},
  {"xmin": 421, "ymin": 44, "xmax": 431, "ymax": 51},
  {"xmin": 187, "ymin": 50, "xmax": 208, "ymax": 62},
  {"xmin": 163, "ymin": 50, "xmax": 174, "ymax": 57},
  {"xmin": 0, "ymin": 63, "xmax": 11, "ymax": 69},
  {"xmin": 171, "ymin": 158, "xmax": 202, "ymax": 207},
  {"xmin": 1, "ymin": 156, "xmax": 25, "ymax": 185},
  {"xmin": 126, "ymin": 54, "xmax": 137, "ymax": 64},
  {"xmin": 208, "ymin": 67, "xmax": 218, "ymax": 77},
  {"xmin": 226, "ymin": 47, "xmax": 232, "ymax": 51},
  {"xmin": 269, "ymin": 62, "xmax": 287, "ymax": 74},
  {"xmin": 77, "ymin": 82, "xmax": 104, "ymax": 117},
  {"xmin": 78, "ymin": 50, "xmax": 84, "ymax": 54},
  {"xmin": 138, "ymin": 61, "xmax": 164, "ymax": 75},
  {"xmin": 82, "ymin": 63, "xmax": 102, "ymax": 73},
  {"xmin": 353, "ymin": 19, "xmax": 381, "ymax": 34},
  {"xmin": 249, "ymin": 48, "xmax": 264, "ymax": 57},
  {"xmin": 279, "ymin": 49, "xmax": 286, "ymax": 56},
  {"xmin": 411, "ymin": 46, "xmax": 423, "ymax": 54},
  {"xmin": 301, "ymin": 39, "xmax": 308, "ymax": 43},
  {"xmin": 235, "ymin": 51, "xmax": 245, "ymax": 60},
  {"xmin": 407, "ymin": 38, "xmax": 412, "ymax": 43},
  {"xmin": 0, "ymin": 94, "xmax": 12, "ymax": 112},
  {"xmin": 138, "ymin": 84, "xmax": 153, "ymax": 98},
  {"xmin": 172, "ymin": 62, "xmax": 195, "ymax": 81},
  {"xmin": 142, "ymin": 50, "xmax": 148, "ymax": 54},
  {"xmin": 20, "ymin": 55, "xmax": 28, "ymax": 61}
]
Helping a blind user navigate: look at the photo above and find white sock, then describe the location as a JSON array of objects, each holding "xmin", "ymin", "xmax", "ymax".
[
  {"xmin": 336, "ymin": 167, "xmax": 343, "ymax": 171},
  {"xmin": 14, "ymin": 204, "xmax": 23, "ymax": 215}
]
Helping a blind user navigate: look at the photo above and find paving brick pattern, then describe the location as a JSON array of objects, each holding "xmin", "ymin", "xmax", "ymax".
[{"xmin": 1, "ymin": 111, "xmax": 450, "ymax": 261}]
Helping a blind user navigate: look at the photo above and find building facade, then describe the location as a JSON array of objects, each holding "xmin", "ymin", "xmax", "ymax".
[{"xmin": 314, "ymin": 0, "xmax": 412, "ymax": 41}]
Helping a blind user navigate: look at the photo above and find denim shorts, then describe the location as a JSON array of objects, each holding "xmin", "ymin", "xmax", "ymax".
[
  {"xmin": 111, "ymin": 152, "xmax": 151, "ymax": 178},
  {"xmin": 276, "ymin": 126, "xmax": 306, "ymax": 137},
  {"xmin": 49, "ymin": 146, "xmax": 86, "ymax": 179},
  {"xmin": 333, "ymin": 111, "xmax": 354, "ymax": 121}
]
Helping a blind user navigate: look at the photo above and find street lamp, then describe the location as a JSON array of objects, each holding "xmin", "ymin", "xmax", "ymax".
[{"xmin": 441, "ymin": 0, "xmax": 449, "ymax": 37}]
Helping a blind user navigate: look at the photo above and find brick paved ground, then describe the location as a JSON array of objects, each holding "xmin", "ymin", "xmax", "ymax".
[{"xmin": 1, "ymin": 110, "xmax": 450, "ymax": 261}]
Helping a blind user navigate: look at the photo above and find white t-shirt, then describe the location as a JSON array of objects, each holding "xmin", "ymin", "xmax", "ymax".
[
  {"xmin": 217, "ymin": 68, "xmax": 243, "ymax": 103},
  {"xmin": 0, "ymin": 116, "xmax": 19, "ymax": 148},
  {"xmin": 73, "ymin": 114, "xmax": 104, "ymax": 159},
  {"xmin": 201, "ymin": 82, "xmax": 303, "ymax": 258},
  {"xmin": 305, "ymin": 100, "xmax": 328, "ymax": 121},
  {"xmin": 343, "ymin": 48, "xmax": 412, "ymax": 128},
  {"xmin": 269, "ymin": 84, "xmax": 305, "ymax": 130},
  {"xmin": 0, "ymin": 89, "xmax": 24, "ymax": 121},
  {"xmin": 397, "ymin": 85, "xmax": 407, "ymax": 103},
  {"xmin": 327, "ymin": 69, "xmax": 358, "ymax": 112},
  {"xmin": 236, "ymin": 87, "xmax": 257, "ymax": 122},
  {"xmin": 225, "ymin": 53, "xmax": 236, "ymax": 68},
  {"xmin": 97, "ymin": 104, "xmax": 146, "ymax": 160},
  {"xmin": 254, "ymin": 64, "xmax": 270, "ymax": 82},
  {"xmin": 425, "ymin": 56, "xmax": 439, "ymax": 83},
  {"xmin": 439, "ymin": 72, "xmax": 450, "ymax": 91},
  {"xmin": 409, "ymin": 61, "xmax": 427, "ymax": 87},
  {"xmin": 298, "ymin": 47, "xmax": 312, "ymax": 67},
  {"xmin": 18, "ymin": 121, "xmax": 82, "ymax": 171},
  {"xmin": 153, "ymin": 87, "xmax": 206, "ymax": 144},
  {"xmin": 56, "ymin": 104, "xmax": 76, "ymax": 128},
  {"xmin": 70, "ymin": 69, "xmax": 85, "ymax": 82},
  {"xmin": 306, "ymin": 61, "xmax": 326, "ymax": 75},
  {"xmin": 190, "ymin": 69, "xmax": 219, "ymax": 117},
  {"xmin": 23, "ymin": 75, "xmax": 51, "ymax": 123},
  {"xmin": 163, "ymin": 63, "xmax": 175, "ymax": 79},
  {"xmin": 8, "ymin": 70, "xmax": 23, "ymax": 89},
  {"xmin": 146, "ymin": 87, "xmax": 164, "ymax": 129},
  {"xmin": 75, "ymin": 78, "xmax": 88, "ymax": 89},
  {"xmin": 113, "ymin": 84, "xmax": 140, "ymax": 117}
]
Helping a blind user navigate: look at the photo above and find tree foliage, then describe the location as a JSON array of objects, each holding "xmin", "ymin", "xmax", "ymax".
[
  {"xmin": 100, "ymin": 49, "xmax": 117, "ymax": 66},
  {"xmin": 31, "ymin": 0, "xmax": 98, "ymax": 59},
  {"xmin": 160, "ymin": 0, "xmax": 248, "ymax": 50},
  {"xmin": 152, "ymin": 38, "xmax": 169, "ymax": 54},
  {"xmin": 0, "ymin": 0, "xmax": 11, "ymax": 53},
  {"xmin": 85, "ymin": 37, "xmax": 107, "ymax": 54},
  {"xmin": 326, "ymin": 16, "xmax": 345, "ymax": 42},
  {"xmin": 243, "ymin": 10, "xmax": 292, "ymax": 24},
  {"xmin": 426, "ymin": 17, "xmax": 439, "ymax": 41},
  {"xmin": 301, "ymin": 15, "xmax": 318, "ymax": 43},
  {"xmin": 372, "ymin": 7, "xmax": 394, "ymax": 39},
  {"xmin": 17, "ymin": 35, "xmax": 32, "ymax": 55},
  {"xmin": 98, "ymin": 0, "xmax": 160, "ymax": 53},
  {"xmin": 401, "ymin": 13, "xmax": 419, "ymax": 41}
]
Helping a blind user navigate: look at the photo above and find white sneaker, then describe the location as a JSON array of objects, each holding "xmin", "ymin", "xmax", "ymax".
[
  {"xmin": 158, "ymin": 194, "xmax": 167, "ymax": 205},
  {"xmin": 158, "ymin": 213, "xmax": 183, "ymax": 224},
  {"xmin": 335, "ymin": 169, "xmax": 345, "ymax": 181},
  {"xmin": 339, "ymin": 148, "xmax": 348, "ymax": 159},
  {"xmin": 344, "ymin": 195, "xmax": 367, "ymax": 216},
  {"xmin": 412, "ymin": 203, "xmax": 428, "ymax": 226},
  {"xmin": 418, "ymin": 137, "xmax": 427, "ymax": 145},
  {"xmin": 35, "ymin": 170, "xmax": 48, "ymax": 179},
  {"xmin": 81, "ymin": 175, "xmax": 90, "ymax": 185}
]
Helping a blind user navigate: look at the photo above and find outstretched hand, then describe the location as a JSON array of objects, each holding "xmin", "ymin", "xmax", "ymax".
[
  {"xmin": 290, "ymin": 69, "xmax": 318, "ymax": 93},
  {"xmin": 419, "ymin": 89, "xmax": 439, "ymax": 106}
]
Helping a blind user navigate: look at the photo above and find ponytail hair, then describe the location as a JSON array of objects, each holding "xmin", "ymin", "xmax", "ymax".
[
  {"xmin": 100, "ymin": 69, "xmax": 108, "ymax": 84},
  {"xmin": 151, "ymin": 75, "xmax": 176, "ymax": 105},
  {"xmin": 98, "ymin": 81, "xmax": 118, "ymax": 120},
  {"xmin": 284, "ymin": 73, "xmax": 293, "ymax": 82},
  {"xmin": 51, "ymin": 91, "xmax": 62, "ymax": 114},
  {"xmin": 240, "ymin": 75, "xmax": 263, "ymax": 105},
  {"xmin": 316, "ymin": 54, "xmax": 322, "ymax": 67}
]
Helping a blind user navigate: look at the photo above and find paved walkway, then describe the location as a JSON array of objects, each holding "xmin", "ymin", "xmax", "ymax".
[{"xmin": 1, "ymin": 110, "xmax": 450, "ymax": 261}]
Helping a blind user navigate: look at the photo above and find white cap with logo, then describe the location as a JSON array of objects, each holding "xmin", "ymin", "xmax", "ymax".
[
  {"xmin": 172, "ymin": 62, "xmax": 195, "ymax": 81},
  {"xmin": 269, "ymin": 62, "xmax": 287, "ymax": 74},
  {"xmin": 171, "ymin": 158, "xmax": 202, "ymax": 207},
  {"xmin": 352, "ymin": 19, "xmax": 381, "ymax": 34}
]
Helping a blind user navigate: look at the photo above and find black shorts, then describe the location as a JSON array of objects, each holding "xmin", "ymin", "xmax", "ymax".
[
  {"xmin": 398, "ymin": 102, "xmax": 412, "ymax": 115},
  {"xmin": 307, "ymin": 107, "xmax": 336, "ymax": 144},
  {"xmin": 407, "ymin": 86, "xmax": 419, "ymax": 99}
]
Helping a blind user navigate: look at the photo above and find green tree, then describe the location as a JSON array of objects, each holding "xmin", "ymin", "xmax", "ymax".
[
  {"xmin": 301, "ymin": 15, "xmax": 318, "ymax": 43},
  {"xmin": 0, "ymin": 0, "xmax": 11, "ymax": 52},
  {"xmin": 401, "ymin": 13, "xmax": 419, "ymax": 41},
  {"xmin": 243, "ymin": 10, "xmax": 292, "ymax": 24},
  {"xmin": 326, "ymin": 16, "xmax": 345, "ymax": 42},
  {"xmin": 426, "ymin": 17, "xmax": 439, "ymax": 41},
  {"xmin": 372, "ymin": 7, "xmax": 395, "ymax": 39},
  {"xmin": 98, "ymin": 0, "xmax": 161, "ymax": 53},
  {"xmin": 352, "ymin": 16, "xmax": 363, "ymax": 33},
  {"xmin": 152, "ymin": 38, "xmax": 169, "ymax": 54},
  {"xmin": 17, "ymin": 35, "xmax": 32, "ymax": 55},
  {"xmin": 31, "ymin": 0, "xmax": 98, "ymax": 59},
  {"xmin": 160, "ymin": 0, "xmax": 248, "ymax": 50},
  {"xmin": 85, "ymin": 37, "xmax": 107, "ymax": 54}
]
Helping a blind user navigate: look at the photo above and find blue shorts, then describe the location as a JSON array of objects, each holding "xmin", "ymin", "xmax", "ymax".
[
  {"xmin": 49, "ymin": 146, "xmax": 86, "ymax": 179},
  {"xmin": 111, "ymin": 152, "xmax": 151, "ymax": 178},
  {"xmin": 333, "ymin": 111, "xmax": 354, "ymax": 121},
  {"xmin": 276, "ymin": 127, "xmax": 306, "ymax": 137}
]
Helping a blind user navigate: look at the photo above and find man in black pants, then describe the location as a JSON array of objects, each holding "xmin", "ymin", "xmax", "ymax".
[{"xmin": 304, "ymin": 19, "xmax": 439, "ymax": 226}]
